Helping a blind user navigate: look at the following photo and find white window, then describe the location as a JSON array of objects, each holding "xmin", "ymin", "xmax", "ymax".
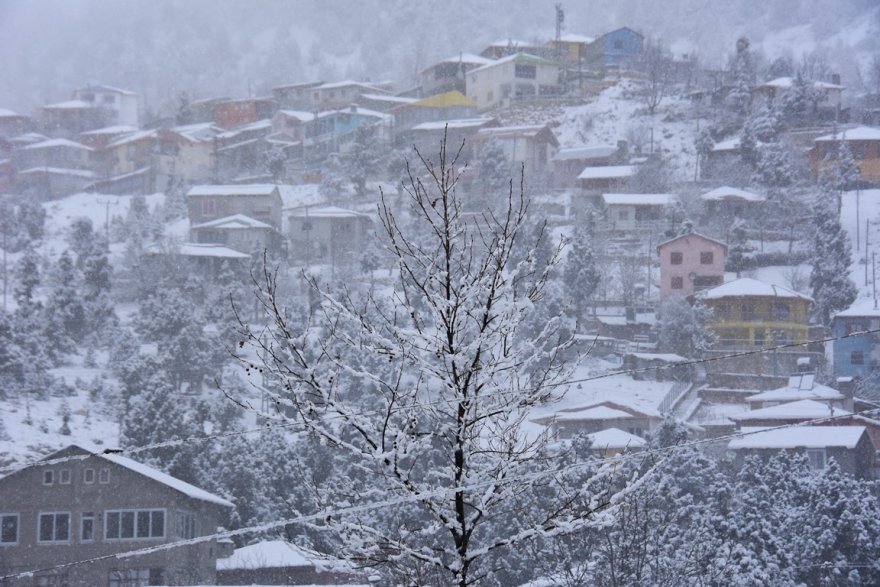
[
  {"xmin": 105, "ymin": 510, "xmax": 165, "ymax": 540},
  {"xmin": 807, "ymin": 448, "xmax": 826, "ymax": 470},
  {"xmin": 175, "ymin": 510, "xmax": 197, "ymax": 539},
  {"xmin": 43, "ymin": 470, "xmax": 54, "ymax": 485},
  {"xmin": 59, "ymin": 469, "xmax": 71, "ymax": 485},
  {"xmin": 99, "ymin": 468, "xmax": 110, "ymax": 484},
  {"xmin": 38, "ymin": 512, "xmax": 70, "ymax": 543},
  {"xmin": 1, "ymin": 513, "xmax": 19, "ymax": 544},
  {"xmin": 84, "ymin": 468, "xmax": 95, "ymax": 484},
  {"xmin": 81, "ymin": 512, "xmax": 95, "ymax": 542}
]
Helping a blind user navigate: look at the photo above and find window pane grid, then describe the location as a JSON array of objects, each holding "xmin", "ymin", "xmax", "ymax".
[{"xmin": 104, "ymin": 510, "xmax": 165, "ymax": 540}]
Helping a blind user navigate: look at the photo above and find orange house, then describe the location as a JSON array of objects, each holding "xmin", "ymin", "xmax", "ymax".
[{"xmin": 809, "ymin": 126, "xmax": 880, "ymax": 183}]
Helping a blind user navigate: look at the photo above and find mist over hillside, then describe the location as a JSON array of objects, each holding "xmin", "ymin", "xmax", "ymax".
[{"xmin": 1, "ymin": 0, "xmax": 877, "ymax": 115}]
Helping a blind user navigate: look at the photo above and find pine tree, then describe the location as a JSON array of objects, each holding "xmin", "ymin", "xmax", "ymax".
[
  {"xmin": 162, "ymin": 176, "xmax": 188, "ymax": 222},
  {"xmin": 80, "ymin": 238, "xmax": 117, "ymax": 334},
  {"xmin": 726, "ymin": 219, "xmax": 754, "ymax": 276},
  {"xmin": 339, "ymin": 125, "xmax": 383, "ymax": 198},
  {"xmin": 563, "ymin": 216, "xmax": 601, "ymax": 326},
  {"xmin": 727, "ymin": 37, "xmax": 754, "ymax": 116},
  {"xmin": 13, "ymin": 244, "xmax": 41, "ymax": 312},
  {"xmin": 42, "ymin": 252, "xmax": 87, "ymax": 354},
  {"xmin": 809, "ymin": 190, "xmax": 857, "ymax": 326},
  {"xmin": 655, "ymin": 295, "xmax": 717, "ymax": 357},
  {"xmin": 474, "ymin": 138, "xmax": 511, "ymax": 212}
]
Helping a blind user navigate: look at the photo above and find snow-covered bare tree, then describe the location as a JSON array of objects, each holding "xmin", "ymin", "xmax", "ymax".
[
  {"xmin": 235, "ymin": 136, "xmax": 625, "ymax": 586},
  {"xmin": 637, "ymin": 38, "xmax": 673, "ymax": 115}
]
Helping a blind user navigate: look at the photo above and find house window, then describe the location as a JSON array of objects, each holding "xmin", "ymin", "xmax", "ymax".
[
  {"xmin": 103, "ymin": 94, "xmax": 115, "ymax": 104},
  {"xmin": 81, "ymin": 512, "xmax": 95, "ymax": 542},
  {"xmin": 175, "ymin": 510, "xmax": 197, "ymax": 539},
  {"xmin": 99, "ymin": 468, "xmax": 110, "ymax": 484},
  {"xmin": 845, "ymin": 321, "xmax": 866, "ymax": 335},
  {"xmin": 38, "ymin": 512, "xmax": 70, "ymax": 543},
  {"xmin": 754, "ymin": 329, "xmax": 765, "ymax": 347},
  {"xmin": 852, "ymin": 351, "xmax": 865, "ymax": 365},
  {"xmin": 807, "ymin": 448, "xmax": 826, "ymax": 470},
  {"xmin": 43, "ymin": 470, "xmax": 54, "ymax": 485},
  {"xmin": 81, "ymin": 92, "xmax": 95, "ymax": 102},
  {"xmin": 613, "ymin": 39, "xmax": 623, "ymax": 49},
  {"xmin": 201, "ymin": 200, "xmax": 216, "ymax": 216},
  {"xmin": 59, "ymin": 469, "xmax": 71, "ymax": 485},
  {"xmin": 35, "ymin": 574, "xmax": 69, "ymax": 587},
  {"xmin": 627, "ymin": 427, "xmax": 644, "ymax": 437},
  {"xmin": 700, "ymin": 251, "xmax": 713, "ymax": 264},
  {"xmin": 108, "ymin": 568, "xmax": 163, "ymax": 587},
  {"xmin": 671, "ymin": 276, "xmax": 684, "ymax": 290},
  {"xmin": 0, "ymin": 514, "xmax": 19, "ymax": 544},
  {"xmin": 741, "ymin": 304, "xmax": 755, "ymax": 320},
  {"xmin": 105, "ymin": 510, "xmax": 165, "ymax": 540},
  {"xmin": 772, "ymin": 302, "xmax": 790, "ymax": 321},
  {"xmin": 515, "ymin": 63, "xmax": 537, "ymax": 79},
  {"xmin": 670, "ymin": 252, "xmax": 683, "ymax": 265},
  {"xmin": 84, "ymin": 468, "xmax": 95, "ymax": 484}
]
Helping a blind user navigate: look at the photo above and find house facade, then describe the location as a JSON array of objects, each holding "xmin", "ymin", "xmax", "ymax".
[
  {"xmin": 831, "ymin": 299, "xmax": 880, "ymax": 378},
  {"xmin": 467, "ymin": 53, "xmax": 562, "ymax": 111},
  {"xmin": 420, "ymin": 54, "xmax": 494, "ymax": 97},
  {"xmin": 287, "ymin": 206, "xmax": 373, "ymax": 267},
  {"xmin": 583, "ymin": 27, "xmax": 644, "ymax": 70},
  {"xmin": 0, "ymin": 445, "xmax": 233, "ymax": 587},
  {"xmin": 531, "ymin": 400, "xmax": 661, "ymax": 440},
  {"xmin": 601, "ymin": 192, "xmax": 678, "ymax": 236},
  {"xmin": 699, "ymin": 186, "xmax": 765, "ymax": 223},
  {"xmin": 186, "ymin": 184, "xmax": 284, "ymax": 228},
  {"xmin": 390, "ymin": 91, "xmax": 480, "ymax": 139},
  {"xmin": 700, "ymin": 277, "xmax": 812, "ymax": 350},
  {"xmin": 551, "ymin": 143, "xmax": 627, "ymax": 189},
  {"xmin": 189, "ymin": 214, "xmax": 278, "ymax": 255},
  {"xmin": 657, "ymin": 232, "xmax": 726, "ymax": 297},
  {"xmin": 809, "ymin": 126, "xmax": 880, "ymax": 183},
  {"xmin": 72, "ymin": 85, "xmax": 141, "ymax": 127},
  {"xmin": 471, "ymin": 124, "xmax": 559, "ymax": 180}
]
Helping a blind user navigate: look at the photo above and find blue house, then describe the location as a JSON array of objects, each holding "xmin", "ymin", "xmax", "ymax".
[
  {"xmin": 832, "ymin": 299, "xmax": 880, "ymax": 378},
  {"xmin": 585, "ymin": 27, "xmax": 644, "ymax": 70}
]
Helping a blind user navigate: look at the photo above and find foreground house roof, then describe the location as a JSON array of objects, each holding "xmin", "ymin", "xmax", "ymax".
[
  {"xmin": 701, "ymin": 277, "xmax": 812, "ymax": 301},
  {"xmin": 728, "ymin": 425, "xmax": 866, "ymax": 450}
]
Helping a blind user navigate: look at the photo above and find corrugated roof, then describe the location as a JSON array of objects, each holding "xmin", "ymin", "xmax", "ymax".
[
  {"xmin": 409, "ymin": 91, "xmax": 477, "ymax": 109},
  {"xmin": 728, "ymin": 425, "xmax": 865, "ymax": 449}
]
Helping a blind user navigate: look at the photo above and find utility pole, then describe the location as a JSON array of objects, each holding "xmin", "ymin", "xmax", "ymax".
[{"xmin": 555, "ymin": 3, "xmax": 565, "ymax": 61}]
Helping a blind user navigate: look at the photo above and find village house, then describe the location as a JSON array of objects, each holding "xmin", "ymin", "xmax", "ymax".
[
  {"xmin": 656, "ymin": 232, "xmax": 726, "ymax": 298},
  {"xmin": 808, "ymin": 126, "xmax": 880, "ymax": 183},
  {"xmin": 287, "ymin": 206, "xmax": 373, "ymax": 267},
  {"xmin": 581, "ymin": 27, "xmax": 644, "ymax": 71},
  {"xmin": 704, "ymin": 138, "xmax": 742, "ymax": 178},
  {"xmin": 545, "ymin": 34, "xmax": 596, "ymax": 67},
  {"xmin": 0, "ymin": 444, "xmax": 234, "ymax": 587},
  {"xmin": 39, "ymin": 100, "xmax": 106, "ymax": 136},
  {"xmin": 831, "ymin": 299, "xmax": 880, "ymax": 379},
  {"xmin": 186, "ymin": 184, "xmax": 284, "ymax": 228},
  {"xmin": 745, "ymin": 373, "xmax": 851, "ymax": 411},
  {"xmin": 420, "ymin": 53, "xmax": 495, "ymax": 97},
  {"xmin": 271, "ymin": 81, "xmax": 324, "ymax": 110},
  {"xmin": 212, "ymin": 97, "xmax": 278, "ymax": 130},
  {"xmin": 471, "ymin": 123, "xmax": 559, "ymax": 180},
  {"xmin": 72, "ymin": 84, "xmax": 141, "ymax": 127},
  {"xmin": 466, "ymin": 53, "xmax": 563, "ymax": 111},
  {"xmin": 700, "ymin": 277, "xmax": 813, "ymax": 350},
  {"xmin": 577, "ymin": 164, "xmax": 636, "ymax": 193},
  {"xmin": 583, "ymin": 428, "xmax": 647, "ymax": 458},
  {"xmin": 390, "ymin": 91, "xmax": 480, "ymax": 141},
  {"xmin": 531, "ymin": 400, "xmax": 661, "ymax": 440},
  {"xmin": 143, "ymin": 242, "xmax": 252, "ymax": 277},
  {"xmin": 728, "ymin": 425, "xmax": 873, "ymax": 478},
  {"xmin": 308, "ymin": 81, "xmax": 390, "ymax": 111},
  {"xmin": 78, "ymin": 125, "xmax": 140, "ymax": 150},
  {"xmin": 92, "ymin": 130, "xmax": 157, "ymax": 185},
  {"xmin": 14, "ymin": 138, "xmax": 95, "ymax": 171},
  {"xmin": 601, "ymin": 192, "xmax": 678, "ymax": 237},
  {"xmin": 479, "ymin": 39, "xmax": 546, "ymax": 60},
  {"xmin": 212, "ymin": 119, "xmax": 274, "ymax": 182},
  {"xmin": 0, "ymin": 109, "xmax": 34, "ymax": 138},
  {"xmin": 408, "ymin": 117, "xmax": 499, "ymax": 163},
  {"xmin": 14, "ymin": 166, "xmax": 96, "ymax": 200},
  {"xmin": 155, "ymin": 122, "xmax": 218, "ymax": 188},
  {"xmin": 752, "ymin": 76, "xmax": 845, "ymax": 121},
  {"xmin": 189, "ymin": 214, "xmax": 279, "ymax": 255},
  {"xmin": 699, "ymin": 186, "xmax": 766, "ymax": 223},
  {"xmin": 551, "ymin": 142, "xmax": 628, "ymax": 189}
]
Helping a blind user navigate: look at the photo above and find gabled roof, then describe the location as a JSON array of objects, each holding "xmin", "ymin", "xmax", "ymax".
[
  {"xmin": 0, "ymin": 108, "xmax": 28, "ymax": 119},
  {"xmin": 728, "ymin": 425, "xmax": 865, "ymax": 449},
  {"xmin": 147, "ymin": 242, "xmax": 251, "ymax": 259},
  {"xmin": 423, "ymin": 54, "xmax": 495, "ymax": 73},
  {"xmin": 23, "ymin": 138, "xmax": 93, "ymax": 151},
  {"xmin": 289, "ymin": 206, "xmax": 370, "ymax": 219},
  {"xmin": 187, "ymin": 184, "xmax": 281, "ymax": 197},
  {"xmin": 746, "ymin": 381, "xmax": 844, "ymax": 404},
  {"xmin": 730, "ymin": 399, "xmax": 850, "ymax": 422},
  {"xmin": 701, "ymin": 277, "xmax": 812, "ymax": 301},
  {"xmin": 578, "ymin": 165, "xmax": 636, "ymax": 180},
  {"xmin": 315, "ymin": 80, "xmax": 386, "ymax": 92},
  {"xmin": 814, "ymin": 126, "xmax": 880, "ymax": 142},
  {"xmin": 602, "ymin": 193, "xmax": 678, "ymax": 206},
  {"xmin": 470, "ymin": 52, "xmax": 560, "ymax": 74},
  {"xmin": 24, "ymin": 445, "xmax": 233, "ymax": 508},
  {"xmin": 657, "ymin": 231, "xmax": 727, "ymax": 251},
  {"xmin": 412, "ymin": 117, "xmax": 497, "ymax": 131},
  {"xmin": 834, "ymin": 298, "xmax": 880, "ymax": 319},
  {"xmin": 106, "ymin": 129, "xmax": 157, "ymax": 148},
  {"xmin": 586, "ymin": 428, "xmax": 647, "ymax": 450},
  {"xmin": 18, "ymin": 167, "xmax": 96, "ymax": 178},
  {"xmin": 191, "ymin": 214, "xmax": 274, "ymax": 230},
  {"xmin": 759, "ymin": 77, "xmax": 844, "ymax": 91},
  {"xmin": 700, "ymin": 186, "xmax": 765, "ymax": 202},
  {"xmin": 217, "ymin": 540, "xmax": 312, "ymax": 570}
]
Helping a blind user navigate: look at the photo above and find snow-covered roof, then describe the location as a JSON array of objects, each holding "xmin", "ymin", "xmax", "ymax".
[
  {"xmin": 412, "ymin": 117, "xmax": 496, "ymax": 131},
  {"xmin": 190, "ymin": 214, "xmax": 274, "ymax": 230},
  {"xmin": 470, "ymin": 52, "xmax": 560, "ymax": 74},
  {"xmin": 628, "ymin": 352, "xmax": 687, "ymax": 362},
  {"xmin": 10, "ymin": 132, "xmax": 49, "ymax": 144},
  {"xmin": 100, "ymin": 452, "xmax": 234, "ymax": 507},
  {"xmin": 146, "ymin": 242, "xmax": 250, "ymax": 259},
  {"xmin": 578, "ymin": 165, "xmax": 636, "ymax": 180},
  {"xmin": 216, "ymin": 119, "xmax": 273, "ymax": 139},
  {"xmin": 728, "ymin": 425, "xmax": 865, "ymax": 450},
  {"xmin": 711, "ymin": 138, "xmax": 740, "ymax": 152},
  {"xmin": 0, "ymin": 108, "xmax": 25, "ymax": 118},
  {"xmin": 657, "ymin": 231, "xmax": 727, "ymax": 250},
  {"xmin": 216, "ymin": 540, "xmax": 312, "ymax": 570},
  {"xmin": 360, "ymin": 93, "xmax": 416, "ymax": 105},
  {"xmin": 814, "ymin": 126, "xmax": 880, "ymax": 142},
  {"xmin": 18, "ymin": 167, "xmax": 96, "ymax": 178},
  {"xmin": 730, "ymin": 399, "xmax": 850, "ymax": 422},
  {"xmin": 586, "ymin": 428, "xmax": 646, "ymax": 450},
  {"xmin": 835, "ymin": 298, "xmax": 880, "ymax": 318},
  {"xmin": 316, "ymin": 80, "xmax": 385, "ymax": 91},
  {"xmin": 80, "ymin": 125, "xmax": 139, "ymax": 136},
  {"xmin": 76, "ymin": 83, "xmax": 139, "ymax": 96},
  {"xmin": 477, "ymin": 124, "xmax": 554, "ymax": 140},
  {"xmin": 553, "ymin": 405, "xmax": 636, "ymax": 421},
  {"xmin": 167, "ymin": 122, "xmax": 216, "ymax": 143},
  {"xmin": 106, "ymin": 129, "xmax": 157, "ymax": 148},
  {"xmin": 700, "ymin": 186, "xmax": 765, "ymax": 202},
  {"xmin": 746, "ymin": 382, "xmax": 844, "ymax": 404},
  {"xmin": 701, "ymin": 277, "xmax": 812, "ymax": 301},
  {"xmin": 277, "ymin": 184, "xmax": 326, "ymax": 210},
  {"xmin": 22, "ymin": 138, "xmax": 93, "ymax": 151},
  {"xmin": 42, "ymin": 99, "xmax": 93, "ymax": 110},
  {"xmin": 553, "ymin": 145, "xmax": 618, "ymax": 161},
  {"xmin": 558, "ymin": 33, "xmax": 596, "ymax": 44},
  {"xmin": 187, "ymin": 184, "xmax": 280, "ymax": 197},
  {"xmin": 602, "ymin": 193, "xmax": 678, "ymax": 206},
  {"xmin": 289, "ymin": 206, "xmax": 370, "ymax": 219},
  {"xmin": 433, "ymin": 53, "xmax": 495, "ymax": 67}
]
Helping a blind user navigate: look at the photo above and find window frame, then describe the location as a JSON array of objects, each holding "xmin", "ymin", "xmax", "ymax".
[
  {"xmin": 43, "ymin": 470, "xmax": 54, "ymax": 485},
  {"xmin": 670, "ymin": 251, "xmax": 683, "ymax": 265},
  {"xmin": 671, "ymin": 276, "xmax": 684, "ymax": 290},
  {"xmin": 99, "ymin": 468, "xmax": 110, "ymax": 484},
  {"xmin": 59, "ymin": 469, "xmax": 71, "ymax": 485},
  {"xmin": 699, "ymin": 251, "xmax": 714, "ymax": 265},
  {"xmin": 851, "ymin": 351, "xmax": 865, "ymax": 365},
  {"xmin": 80, "ymin": 512, "xmax": 95, "ymax": 543},
  {"xmin": 0, "ymin": 513, "xmax": 19, "ymax": 545},
  {"xmin": 104, "ymin": 509, "xmax": 166, "ymax": 541},
  {"xmin": 806, "ymin": 448, "xmax": 826, "ymax": 470},
  {"xmin": 37, "ymin": 512, "xmax": 71, "ymax": 544},
  {"xmin": 83, "ymin": 468, "xmax": 95, "ymax": 484},
  {"xmin": 175, "ymin": 510, "xmax": 197, "ymax": 540}
]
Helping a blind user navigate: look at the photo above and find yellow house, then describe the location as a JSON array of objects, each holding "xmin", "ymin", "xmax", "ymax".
[{"xmin": 700, "ymin": 277, "xmax": 812, "ymax": 349}]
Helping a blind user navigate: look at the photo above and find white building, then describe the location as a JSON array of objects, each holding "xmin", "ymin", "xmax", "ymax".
[
  {"xmin": 466, "ymin": 53, "xmax": 562, "ymax": 111},
  {"xmin": 72, "ymin": 84, "xmax": 141, "ymax": 127}
]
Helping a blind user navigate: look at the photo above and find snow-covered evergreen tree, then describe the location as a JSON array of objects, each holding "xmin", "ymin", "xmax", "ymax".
[
  {"xmin": 727, "ymin": 37, "xmax": 754, "ymax": 116},
  {"xmin": 726, "ymin": 219, "xmax": 754, "ymax": 276},
  {"xmin": 655, "ymin": 295, "xmax": 717, "ymax": 357},
  {"xmin": 809, "ymin": 189, "xmax": 857, "ymax": 326},
  {"xmin": 42, "ymin": 252, "xmax": 87, "ymax": 354},
  {"xmin": 563, "ymin": 215, "xmax": 601, "ymax": 327}
]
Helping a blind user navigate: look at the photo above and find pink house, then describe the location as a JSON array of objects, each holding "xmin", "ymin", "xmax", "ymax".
[{"xmin": 657, "ymin": 232, "xmax": 726, "ymax": 298}]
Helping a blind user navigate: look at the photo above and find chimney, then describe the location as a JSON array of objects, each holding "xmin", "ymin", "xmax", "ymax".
[
  {"xmin": 836, "ymin": 376, "xmax": 854, "ymax": 411},
  {"xmin": 831, "ymin": 73, "xmax": 841, "ymax": 86}
]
